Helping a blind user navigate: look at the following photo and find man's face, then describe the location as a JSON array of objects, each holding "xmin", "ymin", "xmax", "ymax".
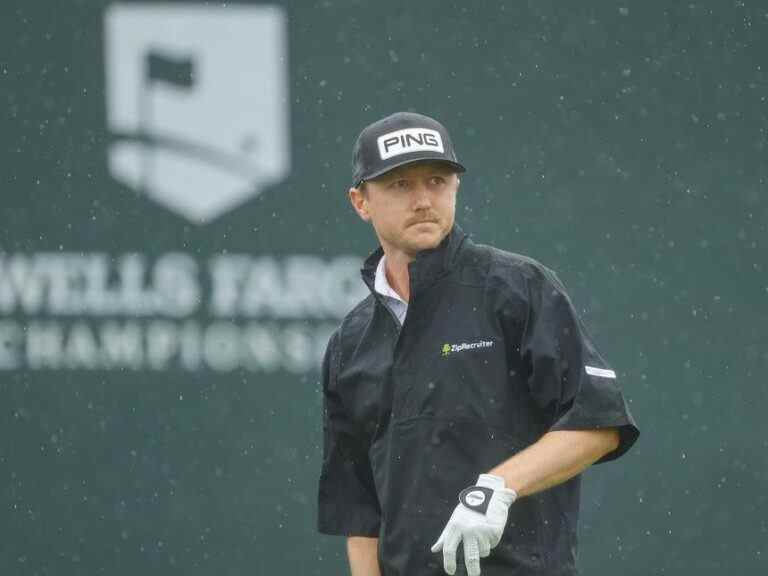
[{"xmin": 349, "ymin": 161, "xmax": 459, "ymax": 258}]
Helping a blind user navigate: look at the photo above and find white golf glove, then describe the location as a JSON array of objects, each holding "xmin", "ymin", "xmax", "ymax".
[{"xmin": 430, "ymin": 474, "xmax": 518, "ymax": 576}]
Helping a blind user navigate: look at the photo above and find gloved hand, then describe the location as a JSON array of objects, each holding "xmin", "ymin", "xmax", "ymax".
[{"xmin": 430, "ymin": 474, "xmax": 518, "ymax": 576}]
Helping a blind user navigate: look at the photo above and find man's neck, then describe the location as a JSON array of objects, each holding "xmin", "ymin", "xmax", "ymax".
[{"xmin": 382, "ymin": 249, "xmax": 413, "ymax": 303}]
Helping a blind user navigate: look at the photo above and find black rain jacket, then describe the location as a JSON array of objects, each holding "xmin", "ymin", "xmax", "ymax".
[{"xmin": 318, "ymin": 225, "xmax": 639, "ymax": 576}]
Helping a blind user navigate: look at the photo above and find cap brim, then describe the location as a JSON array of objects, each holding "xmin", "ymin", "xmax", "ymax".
[{"xmin": 359, "ymin": 157, "xmax": 466, "ymax": 186}]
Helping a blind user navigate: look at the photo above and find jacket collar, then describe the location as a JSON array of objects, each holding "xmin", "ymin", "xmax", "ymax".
[{"xmin": 361, "ymin": 224, "xmax": 467, "ymax": 298}]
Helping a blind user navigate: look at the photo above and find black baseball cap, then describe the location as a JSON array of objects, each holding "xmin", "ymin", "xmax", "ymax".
[{"xmin": 351, "ymin": 111, "xmax": 466, "ymax": 187}]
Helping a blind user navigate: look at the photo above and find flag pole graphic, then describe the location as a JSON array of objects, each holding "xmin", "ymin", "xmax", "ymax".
[
  {"xmin": 139, "ymin": 57, "xmax": 153, "ymax": 199},
  {"xmin": 140, "ymin": 50, "xmax": 195, "ymax": 197}
]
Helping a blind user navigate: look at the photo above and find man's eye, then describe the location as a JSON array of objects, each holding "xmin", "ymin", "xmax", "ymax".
[
  {"xmin": 391, "ymin": 180, "xmax": 409, "ymax": 189},
  {"xmin": 430, "ymin": 176, "xmax": 446, "ymax": 185}
]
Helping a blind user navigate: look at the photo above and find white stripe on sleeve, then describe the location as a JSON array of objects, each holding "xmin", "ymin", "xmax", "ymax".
[{"xmin": 585, "ymin": 366, "xmax": 617, "ymax": 379}]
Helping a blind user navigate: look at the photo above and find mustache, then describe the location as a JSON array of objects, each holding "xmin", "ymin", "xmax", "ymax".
[{"xmin": 406, "ymin": 215, "xmax": 440, "ymax": 226}]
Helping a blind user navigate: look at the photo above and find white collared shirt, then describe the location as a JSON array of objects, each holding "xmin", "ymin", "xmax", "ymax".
[{"xmin": 374, "ymin": 255, "xmax": 408, "ymax": 325}]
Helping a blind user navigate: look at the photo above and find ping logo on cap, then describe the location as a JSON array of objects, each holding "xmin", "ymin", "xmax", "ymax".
[{"xmin": 377, "ymin": 128, "xmax": 444, "ymax": 160}]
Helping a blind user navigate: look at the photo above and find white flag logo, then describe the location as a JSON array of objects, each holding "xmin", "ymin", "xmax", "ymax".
[{"xmin": 104, "ymin": 3, "xmax": 290, "ymax": 223}]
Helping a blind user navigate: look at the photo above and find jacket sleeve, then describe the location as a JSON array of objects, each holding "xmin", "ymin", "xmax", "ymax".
[
  {"xmin": 317, "ymin": 330, "xmax": 381, "ymax": 536},
  {"xmin": 520, "ymin": 266, "xmax": 640, "ymax": 463}
]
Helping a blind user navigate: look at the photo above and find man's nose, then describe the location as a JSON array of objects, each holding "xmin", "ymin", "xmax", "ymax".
[{"xmin": 412, "ymin": 181, "xmax": 431, "ymax": 209}]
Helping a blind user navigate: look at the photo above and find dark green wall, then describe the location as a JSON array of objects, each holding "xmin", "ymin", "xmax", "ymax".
[{"xmin": 1, "ymin": 1, "xmax": 766, "ymax": 574}]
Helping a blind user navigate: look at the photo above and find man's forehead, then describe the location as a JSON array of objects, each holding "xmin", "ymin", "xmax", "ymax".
[{"xmin": 376, "ymin": 161, "xmax": 457, "ymax": 180}]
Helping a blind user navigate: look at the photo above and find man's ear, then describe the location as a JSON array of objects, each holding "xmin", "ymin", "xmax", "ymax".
[{"xmin": 349, "ymin": 186, "xmax": 371, "ymax": 222}]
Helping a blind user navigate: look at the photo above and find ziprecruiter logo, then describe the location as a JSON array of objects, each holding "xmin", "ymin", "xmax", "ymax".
[{"xmin": 441, "ymin": 340, "xmax": 494, "ymax": 357}]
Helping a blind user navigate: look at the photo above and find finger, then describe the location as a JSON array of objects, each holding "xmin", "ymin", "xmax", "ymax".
[
  {"xmin": 488, "ymin": 530, "xmax": 502, "ymax": 549},
  {"xmin": 478, "ymin": 533, "xmax": 491, "ymax": 558},
  {"xmin": 430, "ymin": 528, "xmax": 446, "ymax": 553},
  {"xmin": 431, "ymin": 519, "xmax": 454, "ymax": 553},
  {"xmin": 463, "ymin": 535, "xmax": 481, "ymax": 576},
  {"xmin": 441, "ymin": 525, "xmax": 460, "ymax": 575}
]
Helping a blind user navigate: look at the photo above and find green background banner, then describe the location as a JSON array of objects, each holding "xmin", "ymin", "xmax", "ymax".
[{"xmin": 1, "ymin": 1, "xmax": 766, "ymax": 574}]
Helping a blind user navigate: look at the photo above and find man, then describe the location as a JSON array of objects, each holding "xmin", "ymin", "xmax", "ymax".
[{"xmin": 317, "ymin": 111, "xmax": 639, "ymax": 576}]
